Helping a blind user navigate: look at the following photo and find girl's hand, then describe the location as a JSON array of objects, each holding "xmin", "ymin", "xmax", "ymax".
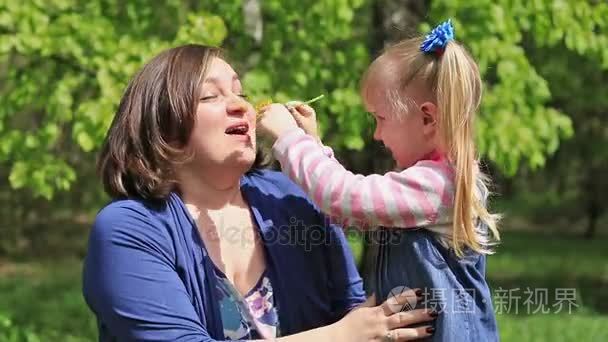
[
  {"xmin": 257, "ymin": 103, "xmax": 299, "ymax": 140},
  {"xmin": 332, "ymin": 289, "xmax": 437, "ymax": 341},
  {"xmin": 286, "ymin": 102, "xmax": 320, "ymax": 142}
]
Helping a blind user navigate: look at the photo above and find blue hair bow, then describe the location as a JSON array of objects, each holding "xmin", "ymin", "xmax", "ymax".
[{"xmin": 420, "ymin": 19, "xmax": 455, "ymax": 56}]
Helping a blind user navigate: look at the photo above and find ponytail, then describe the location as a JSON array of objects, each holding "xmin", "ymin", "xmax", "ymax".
[{"xmin": 438, "ymin": 42, "xmax": 500, "ymax": 256}]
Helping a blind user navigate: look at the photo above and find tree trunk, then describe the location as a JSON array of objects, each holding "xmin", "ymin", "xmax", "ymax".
[
  {"xmin": 584, "ymin": 207, "xmax": 598, "ymax": 239},
  {"xmin": 584, "ymin": 167, "xmax": 600, "ymax": 239}
]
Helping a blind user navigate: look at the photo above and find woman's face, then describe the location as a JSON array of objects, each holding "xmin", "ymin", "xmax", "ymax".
[{"xmin": 187, "ymin": 57, "xmax": 257, "ymax": 171}]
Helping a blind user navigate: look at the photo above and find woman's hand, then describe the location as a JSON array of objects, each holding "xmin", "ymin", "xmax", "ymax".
[
  {"xmin": 257, "ymin": 103, "xmax": 299, "ymax": 140},
  {"xmin": 285, "ymin": 102, "xmax": 320, "ymax": 142},
  {"xmin": 332, "ymin": 289, "xmax": 436, "ymax": 341}
]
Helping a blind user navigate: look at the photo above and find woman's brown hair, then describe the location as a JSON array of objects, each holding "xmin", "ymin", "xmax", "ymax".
[{"xmin": 98, "ymin": 44, "xmax": 267, "ymax": 201}]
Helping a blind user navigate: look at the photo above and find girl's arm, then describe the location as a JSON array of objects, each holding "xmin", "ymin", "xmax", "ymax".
[{"xmin": 273, "ymin": 128, "xmax": 455, "ymax": 229}]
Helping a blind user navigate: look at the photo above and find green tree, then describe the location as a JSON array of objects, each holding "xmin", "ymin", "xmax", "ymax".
[
  {"xmin": 513, "ymin": 45, "xmax": 607, "ymax": 238},
  {"xmin": 1, "ymin": 0, "xmax": 606, "ymax": 240},
  {"xmin": 424, "ymin": 0, "xmax": 606, "ymax": 175},
  {"xmin": 0, "ymin": 0, "xmax": 230, "ymax": 200}
]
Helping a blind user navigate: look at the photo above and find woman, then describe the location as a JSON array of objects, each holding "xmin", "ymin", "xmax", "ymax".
[{"xmin": 83, "ymin": 44, "xmax": 436, "ymax": 341}]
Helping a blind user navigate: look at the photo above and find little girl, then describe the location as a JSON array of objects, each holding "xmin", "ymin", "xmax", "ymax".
[{"xmin": 259, "ymin": 19, "xmax": 500, "ymax": 341}]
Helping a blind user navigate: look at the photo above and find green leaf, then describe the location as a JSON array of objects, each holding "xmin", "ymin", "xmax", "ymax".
[
  {"xmin": 9, "ymin": 161, "xmax": 28, "ymax": 189},
  {"xmin": 76, "ymin": 131, "xmax": 95, "ymax": 152}
]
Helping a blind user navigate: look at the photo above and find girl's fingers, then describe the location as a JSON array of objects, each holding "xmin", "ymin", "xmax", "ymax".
[
  {"xmin": 285, "ymin": 101, "xmax": 314, "ymax": 117},
  {"xmin": 288, "ymin": 107, "xmax": 307, "ymax": 127},
  {"xmin": 386, "ymin": 308, "xmax": 437, "ymax": 330},
  {"xmin": 285, "ymin": 100, "xmax": 303, "ymax": 109},
  {"xmin": 295, "ymin": 104, "xmax": 315, "ymax": 117}
]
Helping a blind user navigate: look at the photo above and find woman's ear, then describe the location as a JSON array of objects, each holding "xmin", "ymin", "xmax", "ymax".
[{"xmin": 420, "ymin": 101, "xmax": 438, "ymax": 134}]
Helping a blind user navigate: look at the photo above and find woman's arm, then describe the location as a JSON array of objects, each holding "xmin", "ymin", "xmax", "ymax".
[
  {"xmin": 324, "ymin": 221, "xmax": 366, "ymax": 318},
  {"xmin": 83, "ymin": 204, "xmax": 218, "ymax": 341},
  {"xmin": 280, "ymin": 292, "xmax": 436, "ymax": 342},
  {"xmin": 273, "ymin": 128, "xmax": 454, "ymax": 229},
  {"xmin": 83, "ymin": 203, "xmax": 434, "ymax": 341}
]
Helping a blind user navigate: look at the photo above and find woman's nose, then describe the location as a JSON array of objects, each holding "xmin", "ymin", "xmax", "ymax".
[{"xmin": 226, "ymin": 94, "xmax": 249, "ymax": 115}]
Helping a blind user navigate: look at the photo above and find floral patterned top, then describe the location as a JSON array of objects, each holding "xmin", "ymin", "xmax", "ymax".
[{"xmin": 213, "ymin": 265, "xmax": 280, "ymax": 340}]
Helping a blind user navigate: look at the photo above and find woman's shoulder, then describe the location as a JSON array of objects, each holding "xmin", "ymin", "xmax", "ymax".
[
  {"xmin": 91, "ymin": 198, "xmax": 174, "ymax": 247},
  {"xmin": 96, "ymin": 198, "xmax": 163, "ymax": 224}
]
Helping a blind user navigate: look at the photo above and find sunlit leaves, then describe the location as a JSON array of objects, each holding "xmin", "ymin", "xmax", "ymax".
[
  {"xmin": 1, "ymin": 0, "xmax": 605, "ymax": 197},
  {"xmin": 425, "ymin": 0, "xmax": 606, "ymax": 175},
  {"xmin": 0, "ymin": 1, "xmax": 230, "ymax": 198}
]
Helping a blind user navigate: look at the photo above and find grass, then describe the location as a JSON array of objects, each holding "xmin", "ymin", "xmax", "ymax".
[
  {"xmin": 0, "ymin": 229, "xmax": 606, "ymax": 341},
  {"xmin": 488, "ymin": 231, "xmax": 608, "ymax": 341},
  {"xmin": 0, "ymin": 258, "xmax": 96, "ymax": 341},
  {"xmin": 497, "ymin": 313, "xmax": 607, "ymax": 341}
]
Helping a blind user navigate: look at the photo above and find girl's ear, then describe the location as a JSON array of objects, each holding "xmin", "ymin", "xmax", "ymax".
[{"xmin": 420, "ymin": 101, "xmax": 438, "ymax": 132}]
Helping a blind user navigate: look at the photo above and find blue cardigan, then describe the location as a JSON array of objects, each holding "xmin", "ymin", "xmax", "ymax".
[{"xmin": 83, "ymin": 169, "xmax": 365, "ymax": 341}]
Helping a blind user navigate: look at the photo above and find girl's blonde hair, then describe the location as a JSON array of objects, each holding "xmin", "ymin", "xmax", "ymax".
[{"xmin": 361, "ymin": 37, "xmax": 501, "ymax": 256}]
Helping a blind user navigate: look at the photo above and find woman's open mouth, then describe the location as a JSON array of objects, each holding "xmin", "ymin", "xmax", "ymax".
[{"xmin": 225, "ymin": 122, "xmax": 251, "ymax": 142}]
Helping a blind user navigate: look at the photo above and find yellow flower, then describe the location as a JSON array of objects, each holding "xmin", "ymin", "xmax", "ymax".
[
  {"xmin": 255, "ymin": 99, "xmax": 273, "ymax": 120},
  {"xmin": 254, "ymin": 94, "xmax": 324, "ymax": 120}
]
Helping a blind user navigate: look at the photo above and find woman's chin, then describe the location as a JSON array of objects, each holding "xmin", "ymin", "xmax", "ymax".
[
  {"xmin": 237, "ymin": 155, "xmax": 256, "ymax": 169},
  {"xmin": 224, "ymin": 148, "xmax": 256, "ymax": 170}
]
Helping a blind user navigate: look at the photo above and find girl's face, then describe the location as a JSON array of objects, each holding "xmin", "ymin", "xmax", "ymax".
[
  {"xmin": 365, "ymin": 81, "xmax": 438, "ymax": 169},
  {"xmin": 186, "ymin": 57, "xmax": 257, "ymax": 171}
]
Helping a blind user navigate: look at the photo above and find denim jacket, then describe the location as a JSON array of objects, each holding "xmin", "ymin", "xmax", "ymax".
[{"xmin": 369, "ymin": 227, "xmax": 499, "ymax": 341}]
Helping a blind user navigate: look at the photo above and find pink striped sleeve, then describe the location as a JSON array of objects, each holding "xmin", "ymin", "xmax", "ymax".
[
  {"xmin": 389, "ymin": 176, "xmax": 420, "ymax": 227},
  {"xmin": 273, "ymin": 128, "xmax": 454, "ymax": 229},
  {"xmin": 369, "ymin": 177, "xmax": 392, "ymax": 224}
]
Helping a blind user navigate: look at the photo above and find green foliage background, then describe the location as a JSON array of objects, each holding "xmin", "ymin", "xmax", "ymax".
[
  {"xmin": 0, "ymin": 0, "xmax": 607, "ymax": 340},
  {"xmin": 2, "ymin": 0, "xmax": 606, "ymax": 199}
]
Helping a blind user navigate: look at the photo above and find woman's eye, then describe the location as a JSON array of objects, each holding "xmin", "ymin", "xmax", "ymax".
[
  {"xmin": 200, "ymin": 95, "xmax": 218, "ymax": 102},
  {"xmin": 238, "ymin": 94, "xmax": 250, "ymax": 100}
]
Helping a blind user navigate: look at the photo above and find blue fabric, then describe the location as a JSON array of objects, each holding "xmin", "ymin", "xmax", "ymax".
[
  {"xmin": 371, "ymin": 228, "xmax": 499, "ymax": 342},
  {"xmin": 83, "ymin": 169, "xmax": 365, "ymax": 342},
  {"xmin": 420, "ymin": 19, "xmax": 455, "ymax": 54}
]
